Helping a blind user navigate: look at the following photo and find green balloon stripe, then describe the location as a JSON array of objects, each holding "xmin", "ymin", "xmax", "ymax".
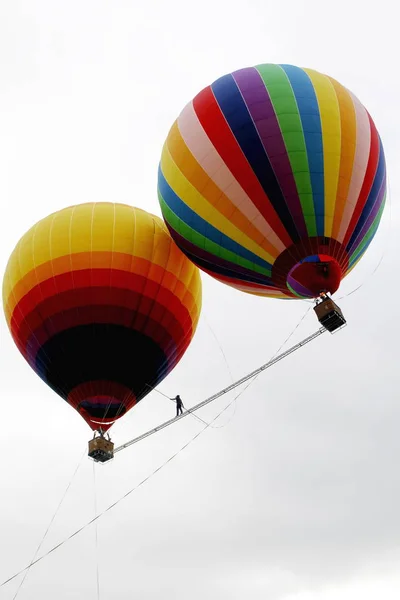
[{"xmin": 159, "ymin": 194, "xmax": 272, "ymax": 278}]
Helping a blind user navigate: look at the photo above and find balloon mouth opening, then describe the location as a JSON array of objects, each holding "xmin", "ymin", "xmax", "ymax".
[
  {"xmin": 90, "ymin": 419, "xmax": 115, "ymax": 432},
  {"xmin": 68, "ymin": 383, "xmax": 136, "ymax": 432},
  {"xmin": 286, "ymin": 255, "xmax": 342, "ymax": 298},
  {"xmin": 76, "ymin": 403, "xmax": 129, "ymax": 431},
  {"xmin": 85, "ymin": 416, "xmax": 120, "ymax": 433}
]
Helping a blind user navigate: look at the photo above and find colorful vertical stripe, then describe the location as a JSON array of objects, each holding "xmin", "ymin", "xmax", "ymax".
[{"xmin": 158, "ymin": 63, "xmax": 386, "ymax": 299}]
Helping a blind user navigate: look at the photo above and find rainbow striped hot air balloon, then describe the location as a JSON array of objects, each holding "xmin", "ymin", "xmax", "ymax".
[
  {"xmin": 158, "ymin": 63, "xmax": 386, "ymax": 300},
  {"xmin": 2, "ymin": 203, "xmax": 202, "ymax": 433}
]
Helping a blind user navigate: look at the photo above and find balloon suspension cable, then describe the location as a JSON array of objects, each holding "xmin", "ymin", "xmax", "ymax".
[
  {"xmin": 115, "ymin": 325, "xmax": 328, "ymax": 454},
  {"xmin": 92, "ymin": 463, "xmax": 101, "ymax": 600},
  {"xmin": 145, "ymin": 384, "xmax": 211, "ymax": 427},
  {"xmin": 337, "ymin": 176, "xmax": 392, "ymax": 302},
  {"xmin": 144, "ymin": 313, "xmax": 238, "ymax": 430},
  {"xmin": 0, "ymin": 315, "xmax": 335, "ymax": 589},
  {"xmin": 10, "ymin": 449, "xmax": 86, "ymax": 599},
  {"xmin": 0, "ymin": 362, "xmax": 259, "ymax": 591}
]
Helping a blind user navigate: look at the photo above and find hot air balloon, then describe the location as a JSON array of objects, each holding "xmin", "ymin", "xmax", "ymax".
[
  {"xmin": 157, "ymin": 63, "xmax": 386, "ymax": 331},
  {"xmin": 3, "ymin": 203, "xmax": 202, "ymax": 460}
]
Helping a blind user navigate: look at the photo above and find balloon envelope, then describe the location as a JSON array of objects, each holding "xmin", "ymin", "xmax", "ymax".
[
  {"xmin": 3, "ymin": 203, "xmax": 202, "ymax": 431},
  {"xmin": 158, "ymin": 63, "xmax": 386, "ymax": 299}
]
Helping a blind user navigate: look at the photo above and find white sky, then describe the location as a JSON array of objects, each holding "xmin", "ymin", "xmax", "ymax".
[{"xmin": 1, "ymin": 1, "xmax": 400, "ymax": 598}]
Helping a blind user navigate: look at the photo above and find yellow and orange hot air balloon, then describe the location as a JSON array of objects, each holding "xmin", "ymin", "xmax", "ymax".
[{"xmin": 2, "ymin": 203, "xmax": 202, "ymax": 433}]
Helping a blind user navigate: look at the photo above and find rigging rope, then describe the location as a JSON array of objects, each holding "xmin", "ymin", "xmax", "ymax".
[
  {"xmin": 114, "ymin": 325, "xmax": 326, "ymax": 455},
  {"xmin": 149, "ymin": 306, "xmax": 313, "ymax": 431},
  {"xmin": 0, "ymin": 362, "xmax": 273, "ymax": 590},
  {"xmin": 11, "ymin": 449, "xmax": 86, "ymax": 599},
  {"xmin": 147, "ymin": 388, "xmax": 217, "ymax": 429},
  {"xmin": 203, "ymin": 313, "xmax": 235, "ymax": 383},
  {"xmin": 337, "ymin": 176, "xmax": 392, "ymax": 302},
  {"xmin": 145, "ymin": 312, "xmax": 238, "ymax": 430},
  {"xmin": 0, "ymin": 315, "xmax": 329, "ymax": 590},
  {"xmin": 93, "ymin": 463, "xmax": 101, "ymax": 600}
]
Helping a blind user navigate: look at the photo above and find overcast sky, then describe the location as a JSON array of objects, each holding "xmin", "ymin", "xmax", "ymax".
[{"xmin": 1, "ymin": 1, "xmax": 400, "ymax": 598}]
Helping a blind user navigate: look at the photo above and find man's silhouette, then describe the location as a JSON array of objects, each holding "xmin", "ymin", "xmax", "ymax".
[{"xmin": 174, "ymin": 395, "xmax": 183, "ymax": 417}]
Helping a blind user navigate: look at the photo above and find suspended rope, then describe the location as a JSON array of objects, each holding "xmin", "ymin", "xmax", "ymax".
[
  {"xmin": 145, "ymin": 311, "xmax": 238, "ymax": 430},
  {"xmin": 0, "ymin": 312, "xmax": 331, "ymax": 589},
  {"xmin": 203, "ymin": 313, "xmax": 235, "ymax": 382},
  {"xmin": 92, "ymin": 463, "xmax": 101, "ymax": 600},
  {"xmin": 149, "ymin": 306, "xmax": 313, "ymax": 431},
  {"xmin": 337, "ymin": 176, "xmax": 393, "ymax": 302},
  {"xmin": 202, "ymin": 313, "xmax": 237, "ymax": 428},
  {"xmin": 11, "ymin": 449, "xmax": 86, "ymax": 599},
  {"xmin": 0, "ymin": 359, "xmax": 272, "ymax": 590},
  {"xmin": 114, "ymin": 324, "xmax": 326, "ymax": 455},
  {"xmin": 270, "ymin": 305, "xmax": 312, "ymax": 360},
  {"xmin": 147, "ymin": 386, "xmax": 220, "ymax": 429}
]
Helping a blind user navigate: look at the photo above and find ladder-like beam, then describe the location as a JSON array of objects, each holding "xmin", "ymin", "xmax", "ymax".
[{"xmin": 114, "ymin": 327, "xmax": 327, "ymax": 455}]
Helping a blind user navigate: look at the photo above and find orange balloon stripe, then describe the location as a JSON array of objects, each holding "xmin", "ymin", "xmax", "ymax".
[
  {"xmin": 329, "ymin": 78, "xmax": 357, "ymax": 240},
  {"xmin": 2, "ymin": 203, "xmax": 202, "ymax": 432},
  {"xmin": 167, "ymin": 121, "xmax": 279, "ymax": 260}
]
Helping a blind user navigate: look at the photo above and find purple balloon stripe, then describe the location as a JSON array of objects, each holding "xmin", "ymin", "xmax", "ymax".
[
  {"xmin": 232, "ymin": 67, "xmax": 307, "ymax": 237},
  {"xmin": 83, "ymin": 397, "xmax": 121, "ymax": 405},
  {"xmin": 286, "ymin": 276, "xmax": 315, "ymax": 298}
]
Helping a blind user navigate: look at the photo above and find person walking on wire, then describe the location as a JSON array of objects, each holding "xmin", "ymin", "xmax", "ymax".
[{"xmin": 174, "ymin": 394, "xmax": 184, "ymax": 417}]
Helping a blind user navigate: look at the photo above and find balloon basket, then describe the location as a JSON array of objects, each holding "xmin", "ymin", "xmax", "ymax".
[
  {"xmin": 88, "ymin": 436, "xmax": 114, "ymax": 463},
  {"xmin": 314, "ymin": 296, "xmax": 347, "ymax": 333}
]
